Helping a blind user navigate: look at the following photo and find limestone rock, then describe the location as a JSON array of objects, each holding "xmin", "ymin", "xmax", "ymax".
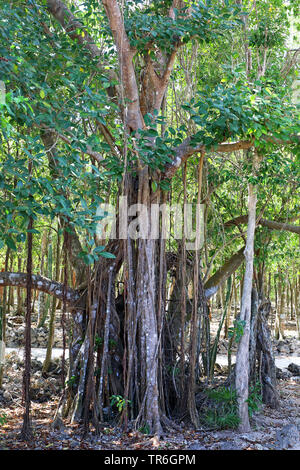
[
  {"xmin": 276, "ymin": 367, "xmax": 292, "ymax": 380},
  {"xmin": 287, "ymin": 363, "xmax": 300, "ymax": 376},
  {"xmin": 188, "ymin": 442, "xmax": 206, "ymax": 450},
  {"xmin": 276, "ymin": 423, "xmax": 300, "ymax": 449}
]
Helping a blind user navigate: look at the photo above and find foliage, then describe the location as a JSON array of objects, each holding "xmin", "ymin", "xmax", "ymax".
[
  {"xmin": 124, "ymin": 1, "xmax": 242, "ymax": 53},
  {"xmin": 138, "ymin": 423, "xmax": 151, "ymax": 435},
  {"xmin": 185, "ymin": 74, "xmax": 299, "ymax": 151},
  {"xmin": 110, "ymin": 395, "xmax": 132, "ymax": 414},
  {"xmin": 0, "ymin": 413, "xmax": 7, "ymax": 425},
  {"xmin": 202, "ymin": 386, "xmax": 241, "ymax": 430},
  {"xmin": 66, "ymin": 375, "xmax": 77, "ymax": 387},
  {"xmin": 246, "ymin": 382, "xmax": 263, "ymax": 417},
  {"xmin": 0, "ymin": 0, "xmax": 117, "ymax": 259},
  {"xmin": 202, "ymin": 382, "xmax": 262, "ymax": 429},
  {"xmin": 228, "ymin": 319, "xmax": 246, "ymax": 344}
]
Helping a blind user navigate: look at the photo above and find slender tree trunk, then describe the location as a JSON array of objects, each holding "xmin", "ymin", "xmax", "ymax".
[
  {"xmin": 0, "ymin": 248, "xmax": 10, "ymax": 388},
  {"xmin": 275, "ymin": 271, "xmax": 285, "ymax": 340},
  {"xmin": 235, "ymin": 152, "xmax": 259, "ymax": 433},
  {"xmin": 16, "ymin": 252, "xmax": 23, "ymax": 315},
  {"xmin": 20, "ymin": 204, "xmax": 33, "ymax": 440},
  {"xmin": 43, "ymin": 227, "xmax": 61, "ymax": 374},
  {"xmin": 295, "ymin": 275, "xmax": 300, "ymax": 340},
  {"xmin": 257, "ymin": 299, "xmax": 279, "ymax": 409}
]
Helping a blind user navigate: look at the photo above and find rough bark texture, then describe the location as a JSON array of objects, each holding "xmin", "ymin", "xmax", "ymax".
[
  {"xmin": 235, "ymin": 172, "xmax": 258, "ymax": 433},
  {"xmin": 20, "ymin": 215, "xmax": 33, "ymax": 440},
  {"xmin": 257, "ymin": 299, "xmax": 279, "ymax": 409}
]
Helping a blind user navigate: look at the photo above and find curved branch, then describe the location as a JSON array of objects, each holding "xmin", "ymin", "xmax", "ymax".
[
  {"xmin": 0, "ymin": 272, "xmax": 80, "ymax": 305},
  {"xmin": 204, "ymin": 247, "xmax": 245, "ymax": 299},
  {"xmin": 225, "ymin": 215, "xmax": 300, "ymax": 235},
  {"xmin": 163, "ymin": 139, "xmax": 254, "ymax": 179},
  {"xmin": 45, "ymin": 1, "xmax": 119, "ymax": 98},
  {"xmin": 164, "ymin": 134, "xmax": 300, "ymax": 179},
  {"xmin": 40, "ymin": 126, "xmax": 104, "ymax": 164}
]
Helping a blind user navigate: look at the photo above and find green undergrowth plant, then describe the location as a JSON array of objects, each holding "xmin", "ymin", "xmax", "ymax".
[
  {"xmin": 110, "ymin": 395, "xmax": 132, "ymax": 414},
  {"xmin": 202, "ymin": 386, "xmax": 240, "ymax": 430},
  {"xmin": 0, "ymin": 413, "xmax": 7, "ymax": 425},
  {"xmin": 247, "ymin": 381, "xmax": 263, "ymax": 417},
  {"xmin": 201, "ymin": 381, "xmax": 263, "ymax": 429},
  {"xmin": 138, "ymin": 423, "xmax": 151, "ymax": 435}
]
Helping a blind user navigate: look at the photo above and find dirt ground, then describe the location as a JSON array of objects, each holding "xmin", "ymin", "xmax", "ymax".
[
  {"xmin": 0, "ymin": 351, "xmax": 299, "ymax": 450},
  {"xmin": 0, "ymin": 308, "xmax": 299, "ymax": 451}
]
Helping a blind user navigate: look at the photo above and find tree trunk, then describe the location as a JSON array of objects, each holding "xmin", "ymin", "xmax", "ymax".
[
  {"xmin": 296, "ymin": 275, "xmax": 300, "ymax": 340},
  {"xmin": 0, "ymin": 248, "xmax": 10, "ymax": 388},
  {"xmin": 275, "ymin": 271, "xmax": 285, "ymax": 340},
  {"xmin": 20, "ymin": 211, "xmax": 33, "ymax": 440},
  {"xmin": 235, "ymin": 153, "xmax": 259, "ymax": 432},
  {"xmin": 43, "ymin": 228, "xmax": 61, "ymax": 374},
  {"xmin": 257, "ymin": 299, "xmax": 279, "ymax": 408}
]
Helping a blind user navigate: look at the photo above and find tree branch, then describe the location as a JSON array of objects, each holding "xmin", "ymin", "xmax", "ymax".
[
  {"xmin": 101, "ymin": 0, "xmax": 143, "ymax": 130},
  {"xmin": 0, "ymin": 272, "xmax": 80, "ymax": 305},
  {"xmin": 164, "ymin": 134, "xmax": 300, "ymax": 179},
  {"xmin": 204, "ymin": 247, "xmax": 245, "ymax": 299},
  {"xmin": 41, "ymin": 126, "xmax": 104, "ymax": 164},
  {"xmin": 46, "ymin": 0, "xmax": 119, "ymax": 97},
  {"xmin": 163, "ymin": 138, "xmax": 254, "ymax": 179},
  {"xmin": 280, "ymin": 48, "xmax": 300, "ymax": 81},
  {"xmin": 225, "ymin": 215, "xmax": 300, "ymax": 235}
]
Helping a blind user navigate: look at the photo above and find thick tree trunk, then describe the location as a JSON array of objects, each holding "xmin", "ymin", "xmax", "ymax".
[
  {"xmin": 249, "ymin": 288, "xmax": 259, "ymax": 384},
  {"xmin": 136, "ymin": 237, "xmax": 162, "ymax": 435}
]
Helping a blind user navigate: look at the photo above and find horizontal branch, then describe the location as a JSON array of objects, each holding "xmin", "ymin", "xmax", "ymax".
[
  {"xmin": 163, "ymin": 139, "xmax": 253, "ymax": 179},
  {"xmin": 225, "ymin": 216, "xmax": 300, "ymax": 235},
  {"xmin": 0, "ymin": 272, "xmax": 80, "ymax": 305},
  {"xmin": 164, "ymin": 134, "xmax": 300, "ymax": 179}
]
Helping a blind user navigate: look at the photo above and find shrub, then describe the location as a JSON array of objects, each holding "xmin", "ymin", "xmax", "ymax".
[
  {"xmin": 0, "ymin": 413, "xmax": 7, "ymax": 425},
  {"xmin": 202, "ymin": 386, "xmax": 241, "ymax": 430}
]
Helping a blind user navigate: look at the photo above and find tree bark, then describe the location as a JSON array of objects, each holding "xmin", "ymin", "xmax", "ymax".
[
  {"xmin": 235, "ymin": 152, "xmax": 259, "ymax": 433},
  {"xmin": 0, "ymin": 272, "xmax": 80, "ymax": 305}
]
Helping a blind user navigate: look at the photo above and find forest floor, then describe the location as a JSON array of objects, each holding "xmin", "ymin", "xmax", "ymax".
[
  {"xmin": 0, "ymin": 363, "xmax": 299, "ymax": 451},
  {"xmin": 0, "ymin": 311, "xmax": 299, "ymax": 450}
]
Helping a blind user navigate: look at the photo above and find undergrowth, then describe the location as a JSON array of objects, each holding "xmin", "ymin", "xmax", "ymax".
[{"xmin": 201, "ymin": 382, "xmax": 262, "ymax": 430}]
